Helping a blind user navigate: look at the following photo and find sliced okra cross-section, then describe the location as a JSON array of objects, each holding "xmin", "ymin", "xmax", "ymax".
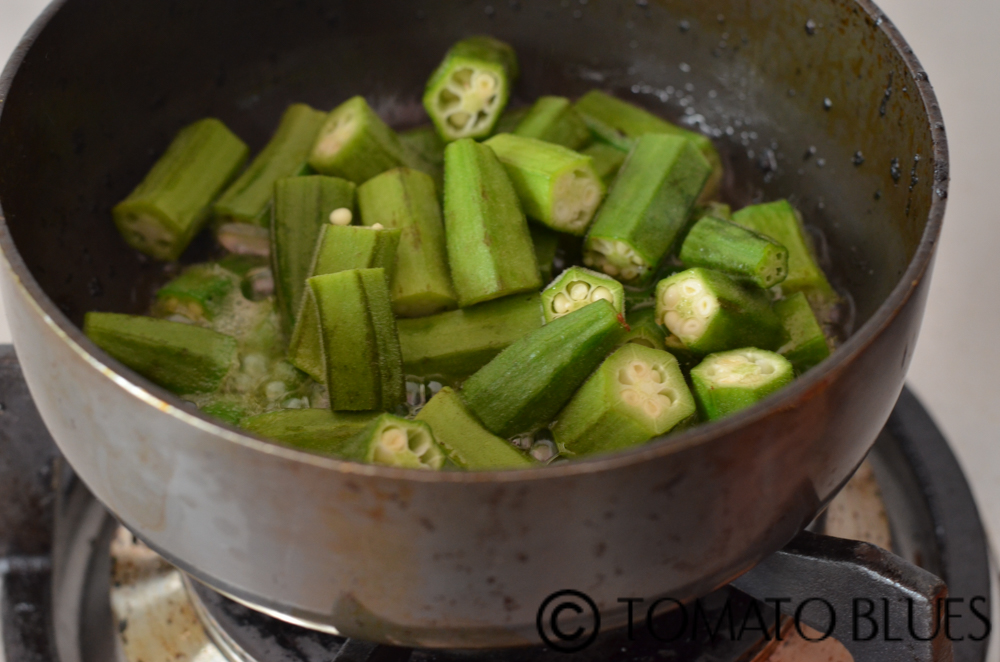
[
  {"xmin": 340, "ymin": 414, "xmax": 445, "ymax": 470},
  {"xmin": 542, "ymin": 266, "xmax": 624, "ymax": 323},
  {"xmin": 513, "ymin": 96, "xmax": 592, "ymax": 151},
  {"xmin": 690, "ymin": 348, "xmax": 795, "ymax": 420},
  {"xmin": 774, "ymin": 292, "xmax": 831, "ymax": 373},
  {"xmin": 679, "ymin": 215, "xmax": 790, "ymax": 289},
  {"xmin": 153, "ymin": 263, "xmax": 239, "ymax": 322}
]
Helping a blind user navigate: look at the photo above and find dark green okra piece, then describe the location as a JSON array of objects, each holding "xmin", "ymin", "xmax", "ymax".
[
  {"xmin": 444, "ymin": 139, "xmax": 542, "ymax": 307},
  {"xmin": 113, "ymin": 118, "xmax": 249, "ymax": 261},
  {"xmin": 542, "ymin": 266, "xmax": 624, "ymax": 323},
  {"xmin": 690, "ymin": 348, "xmax": 795, "ymax": 420},
  {"xmin": 358, "ymin": 168, "xmax": 458, "ymax": 317},
  {"xmin": 270, "ymin": 175, "xmax": 356, "ymax": 326},
  {"xmin": 339, "ymin": 414, "xmax": 445, "ymax": 469},
  {"xmin": 492, "ymin": 105, "xmax": 531, "ymax": 135},
  {"xmin": 154, "ymin": 264, "xmax": 239, "ymax": 322},
  {"xmin": 84, "ymin": 313, "xmax": 238, "ymax": 395},
  {"xmin": 309, "ymin": 268, "xmax": 405, "ymax": 412},
  {"xmin": 655, "ymin": 268, "xmax": 784, "ymax": 355},
  {"xmin": 423, "ymin": 36, "xmax": 519, "ymax": 141},
  {"xmin": 583, "ymin": 142, "xmax": 628, "ymax": 186},
  {"xmin": 199, "ymin": 396, "xmax": 249, "ymax": 425},
  {"xmin": 416, "ymin": 387, "xmax": 535, "ymax": 470},
  {"xmin": 400, "ymin": 125, "xmax": 447, "ymax": 168},
  {"xmin": 213, "ymin": 104, "xmax": 327, "ymax": 226},
  {"xmin": 694, "ymin": 201, "xmax": 733, "ymax": 221},
  {"xmin": 679, "ymin": 215, "xmax": 790, "ymax": 289},
  {"xmin": 584, "ymin": 134, "xmax": 711, "ymax": 283},
  {"xmin": 530, "ymin": 224, "xmax": 561, "ymax": 284},
  {"xmin": 553, "ymin": 344, "xmax": 695, "ymax": 456},
  {"xmin": 620, "ymin": 306, "xmax": 667, "ymax": 351},
  {"xmin": 774, "ymin": 292, "xmax": 831, "ymax": 373},
  {"xmin": 461, "ymin": 300, "xmax": 627, "ymax": 437},
  {"xmin": 513, "ymin": 96, "xmax": 592, "ymax": 150},
  {"xmin": 396, "ymin": 293, "xmax": 544, "ymax": 383},
  {"xmin": 485, "ymin": 134, "xmax": 605, "ymax": 236},
  {"xmin": 241, "ymin": 408, "xmax": 380, "ymax": 454}
]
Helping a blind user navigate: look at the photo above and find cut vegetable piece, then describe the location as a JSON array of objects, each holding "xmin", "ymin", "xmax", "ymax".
[
  {"xmin": 530, "ymin": 224, "xmax": 561, "ymax": 284},
  {"xmin": 113, "ymin": 118, "xmax": 249, "ymax": 261},
  {"xmin": 694, "ymin": 201, "xmax": 733, "ymax": 221},
  {"xmin": 199, "ymin": 396, "xmax": 249, "ymax": 426},
  {"xmin": 655, "ymin": 268, "xmax": 784, "ymax": 355},
  {"xmin": 241, "ymin": 408, "xmax": 380, "ymax": 454},
  {"xmin": 492, "ymin": 105, "xmax": 530, "ymax": 135},
  {"xmin": 213, "ymin": 104, "xmax": 327, "ymax": 226},
  {"xmin": 583, "ymin": 142, "xmax": 628, "ymax": 186},
  {"xmin": 542, "ymin": 266, "xmax": 624, "ymax": 323},
  {"xmin": 397, "ymin": 293, "xmax": 543, "ymax": 382},
  {"xmin": 620, "ymin": 306, "xmax": 667, "ymax": 351},
  {"xmin": 443, "ymin": 139, "xmax": 542, "ymax": 307},
  {"xmin": 423, "ymin": 36, "xmax": 518, "ymax": 141},
  {"xmin": 679, "ymin": 215, "xmax": 790, "ymax": 289},
  {"xmin": 485, "ymin": 134, "xmax": 605, "ymax": 236},
  {"xmin": 84, "ymin": 313, "xmax": 237, "ymax": 395},
  {"xmin": 416, "ymin": 387, "xmax": 535, "ymax": 470},
  {"xmin": 774, "ymin": 292, "xmax": 831, "ymax": 373},
  {"xmin": 309, "ymin": 268, "xmax": 404, "ymax": 411},
  {"xmin": 690, "ymin": 348, "xmax": 794, "ymax": 420},
  {"xmin": 218, "ymin": 254, "xmax": 270, "ymax": 277},
  {"xmin": 217, "ymin": 222, "xmax": 271, "ymax": 257},
  {"xmin": 400, "ymin": 124, "xmax": 447, "ymax": 168},
  {"xmin": 154, "ymin": 264, "xmax": 238, "ymax": 322},
  {"xmin": 358, "ymin": 168, "xmax": 458, "ymax": 317},
  {"xmin": 662, "ymin": 331, "xmax": 700, "ymax": 371},
  {"xmin": 340, "ymin": 414, "xmax": 445, "ymax": 469},
  {"xmin": 584, "ymin": 134, "xmax": 711, "ymax": 283},
  {"xmin": 513, "ymin": 96, "xmax": 592, "ymax": 150},
  {"xmin": 461, "ymin": 300, "xmax": 626, "ymax": 437},
  {"xmin": 553, "ymin": 344, "xmax": 695, "ymax": 456},
  {"xmin": 270, "ymin": 175, "xmax": 356, "ymax": 326}
]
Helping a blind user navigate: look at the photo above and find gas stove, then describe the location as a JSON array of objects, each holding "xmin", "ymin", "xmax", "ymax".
[{"xmin": 0, "ymin": 345, "xmax": 994, "ymax": 662}]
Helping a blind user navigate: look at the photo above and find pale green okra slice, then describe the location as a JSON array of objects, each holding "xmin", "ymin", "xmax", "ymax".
[
  {"xmin": 513, "ymin": 96, "xmax": 592, "ymax": 150},
  {"xmin": 240, "ymin": 408, "xmax": 380, "ymax": 455},
  {"xmin": 774, "ymin": 292, "xmax": 831, "ymax": 373},
  {"xmin": 690, "ymin": 348, "xmax": 794, "ymax": 420},
  {"xmin": 492, "ymin": 105, "xmax": 530, "ymax": 135},
  {"xmin": 340, "ymin": 414, "xmax": 445, "ymax": 470},
  {"xmin": 582, "ymin": 142, "xmax": 628, "ymax": 186},
  {"xmin": 679, "ymin": 215, "xmax": 790, "ymax": 289},
  {"xmin": 542, "ymin": 266, "xmax": 624, "ymax": 323}
]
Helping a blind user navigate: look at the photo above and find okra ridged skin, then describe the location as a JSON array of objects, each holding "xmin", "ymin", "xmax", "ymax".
[
  {"xmin": 241, "ymin": 409, "xmax": 380, "ymax": 455},
  {"xmin": 553, "ymin": 345, "xmax": 695, "ymax": 456},
  {"xmin": 584, "ymin": 134, "xmax": 711, "ymax": 283},
  {"xmin": 774, "ymin": 292, "xmax": 831, "ymax": 373},
  {"xmin": 113, "ymin": 118, "xmax": 249, "ymax": 261},
  {"xmin": 679, "ymin": 215, "xmax": 790, "ymax": 289},
  {"xmin": 620, "ymin": 306, "xmax": 667, "ymax": 351},
  {"xmin": 530, "ymin": 225, "xmax": 561, "ymax": 284},
  {"xmin": 542, "ymin": 266, "xmax": 624, "ymax": 323},
  {"xmin": 443, "ymin": 139, "xmax": 542, "ymax": 307},
  {"xmin": 154, "ymin": 264, "xmax": 238, "ymax": 322},
  {"xmin": 690, "ymin": 348, "xmax": 795, "ymax": 420},
  {"xmin": 213, "ymin": 104, "xmax": 327, "ymax": 226},
  {"xmin": 416, "ymin": 387, "xmax": 535, "ymax": 470},
  {"xmin": 270, "ymin": 175, "xmax": 356, "ymax": 327},
  {"xmin": 583, "ymin": 142, "xmax": 628, "ymax": 186},
  {"xmin": 513, "ymin": 96, "xmax": 592, "ymax": 151},
  {"xmin": 485, "ymin": 134, "xmax": 605, "ymax": 236},
  {"xmin": 461, "ymin": 299, "xmax": 627, "ymax": 438},
  {"xmin": 84, "ymin": 312, "xmax": 238, "ymax": 395},
  {"xmin": 655, "ymin": 268, "xmax": 784, "ymax": 356},
  {"xmin": 200, "ymin": 397, "xmax": 249, "ymax": 426},
  {"xmin": 423, "ymin": 36, "xmax": 519, "ymax": 142},
  {"xmin": 400, "ymin": 125, "xmax": 447, "ymax": 168},
  {"xmin": 358, "ymin": 168, "xmax": 458, "ymax": 317},
  {"xmin": 397, "ymin": 293, "xmax": 544, "ymax": 383},
  {"xmin": 340, "ymin": 414, "xmax": 445, "ymax": 470}
]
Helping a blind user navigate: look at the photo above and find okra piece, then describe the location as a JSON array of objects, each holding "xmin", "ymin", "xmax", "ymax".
[
  {"xmin": 339, "ymin": 414, "xmax": 445, "ymax": 470},
  {"xmin": 620, "ymin": 306, "xmax": 667, "ymax": 351},
  {"xmin": 695, "ymin": 201, "xmax": 733, "ymax": 222},
  {"xmin": 397, "ymin": 293, "xmax": 544, "ymax": 382},
  {"xmin": 690, "ymin": 348, "xmax": 795, "ymax": 420},
  {"xmin": 461, "ymin": 300, "xmax": 627, "ymax": 437},
  {"xmin": 552, "ymin": 345, "xmax": 696, "ymax": 456},
  {"xmin": 309, "ymin": 268, "xmax": 405, "ymax": 412},
  {"xmin": 774, "ymin": 292, "xmax": 831, "ymax": 373},
  {"xmin": 200, "ymin": 396, "xmax": 249, "ymax": 426},
  {"xmin": 679, "ymin": 215, "xmax": 790, "ymax": 289},
  {"xmin": 485, "ymin": 134, "xmax": 605, "ymax": 236},
  {"xmin": 492, "ymin": 105, "xmax": 530, "ymax": 135},
  {"xmin": 270, "ymin": 175, "xmax": 356, "ymax": 326},
  {"xmin": 213, "ymin": 104, "xmax": 327, "ymax": 226},
  {"xmin": 84, "ymin": 313, "xmax": 237, "ymax": 395},
  {"xmin": 513, "ymin": 96, "xmax": 592, "ymax": 150},
  {"xmin": 241, "ymin": 408, "xmax": 380, "ymax": 455},
  {"xmin": 731, "ymin": 200, "xmax": 839, "ymax": 309},
  {"xmin": 542, "ymin": 267, "xmax": 624, "ymax": 323},
  {"xmin": 416, "ymin": 387, "xmax": 535, "ymax": 470},
  {"xmin": 584, "ymin": 135, "xmax": 711, "ymax": 283},
  {"xmin": 400, "ymin": 125, "xmax": 446, "ymax": 168},
  {"xmin": 357, "ymin": 168, "xmax": 458, "ymax": 317},
  {"xmin": 423, "ymin": 36, "xmax": 519, "ymax": 142},
  {"xmin": 444, "ymin": 139, "xmax": 542, "ymax": 307},
  {"xmin": 112, "ymin": 118, "xmax": 249, "ymax": 261},
  {"xmin": 530, "ymin": 224, "xmax": 561, "ymax": 284},
  {"xmin": 655, "ymin": 268, "xmax": 784, "ymax": 355},
  {"xmin": 583, "ymin": 142, "xmax": 628, "ymax": 186},
  {"xmin": 154, "ymin": 264, "xmax": 238, "ymax": 322}
]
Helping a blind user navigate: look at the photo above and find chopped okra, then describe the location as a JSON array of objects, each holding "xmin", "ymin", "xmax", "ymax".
[
  {"xmin": 679, "ymin": 215, "xmax": 790, "ymax": 289},
  {"xmin": 542, "ymin": 267, "xmax": 624, "ymax": 323},
  {"xmin": 690, "ymin": 349, "xmax": 795, "ymax": 420},
  {"xmin": 513, "ymin": 96, "xmax": 592, "ymax": 151},
  {"xmin": 340, "ymin": 414, "xmax": 445, "ymax": 470}
]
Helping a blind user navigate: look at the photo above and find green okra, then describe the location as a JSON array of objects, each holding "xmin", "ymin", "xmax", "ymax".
[
  {"xmin": 397, "ymin": 293, "xmax": 544, "ymax": 382},
  {"xmin": 84, "ymin": 312, "xmax": 238, "ymax": 395},
  {"xmin": 530, "ymin": 224, "xmax": 561, "ymax": 284},
  {"xmin": 358, "ymin": 168, "xmax": 458, "ymax": 317},
  {"xmin": 200, "ymin": 396, "xmax": 249, "ymax": 426},
  {"xmin": 584, "ymin": 134, "xmax": 711, "ymax": 283},
  {"xmin": 400, "ymin": 125, "xmax": 447, "ymax": 168},
  {"xmin": 583, "ymin": 142, "xmax": 628, "ymax": 186},
  {"xmin": 662, "ymin": 331, "xmax": 701, "ymax": 372},
  {"xmin": 416, "ymin": 387, "xmax": 535, "ymax": 470},
  {"xmin": 443, "ymin": 139, "xmax": 542, "ymax": 307},
  {"xmin": 679, "ymin": 215, "xmax": 790, "ymax": 289},
  {"xmin": 513, "ymin": 96, "xmax": 592, "ymax": 150},
  {"xmin": 309, "ymin": 268, "xmax": 405, "ymax": 412},
  {"xmin": 620, "ymin": 306, "xmax": 667, "ymax": 351},
  {"xmin": 270, "ymin": 175, "xmax": 356, "ymax": 326},
  {"xmin": 655, "ymin": 268, "xmax": 784, "ymax": 355},
  {"xmin": 424, "ymin": 36, "xmax": 519, "ymax": 142},
  {"xmin": 241, "ymin": 408, "xmax": 380, "ymax": 454},
  {"xmin": 461, "ymin": 300, "xmax": 627, "ymax": 437},
  {"xmin": 113, "ymin": 118, "xmax": 249, "ymax": 261},
  {"xmin": 485, "ymin": 134, "xmax": 605, "ymax": 236},
  {"xmin": 774, "ymin": 292, "xmax": 831, "ymax": 373},
  {"xmin": 154, "ymin": 264, "xmax": 239, "ymax": 322},
  {"xmin": 542, "ymin": 266, "xmax": 624, "ymax": 323},
  {"xmin": 213, "ymin": 104, "xmax": 327, "ymax": 227},
  {"xmin": 339, "ymin": 414, "xmax": 445, "ymax": 469},
  {"xmin": 690, "ymin": 348, "xmax": 795, "ymax": 420},
  {"xmin": 694, "ymin": 201, "xmax": 732, "ymax": 222},
  {"xmin": 492, "ymin": 105, "xmax": 530, "ymax": 135},
  {"xmin": 552, "ymin": 344, "xmax": 696, "ymax": 456},
  {"xmin": 217, "ymin": 253, "xmax": 270, "ymax": 277}
]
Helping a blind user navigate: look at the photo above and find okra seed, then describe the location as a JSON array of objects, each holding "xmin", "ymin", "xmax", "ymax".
[
  {"xmin": 643, "ymin": 401, "xmax": 661, "ymax": 418},
  {"xmin": 662, "ymin": 285, "xmax": 681, "ymax": 308},
  {"xmin": 603, "ymin": 263, "xmax": 620, "ymax": 277},
  {"xmin": 474, "ymin": 72, "xmax": 497, "ymax": 95},
  {"xmin": 697, "ymin": 297, "xmax": 713, "ymax": 315},
  {"xmin": 409, "ymin": 433, "xmax": 432, "ymax": 456},
  {"xmin": 682, "ymin": 280, "xmax": 702, "ymax": 295},
  {"xmin": 591, "ymin": 287, "xmax": 613, "ymax": 303},
  {"xmin": 569, "ymin": 281, "xmax": 591, "ymax": 301},
  {"xmin": 329, "ymin": 208, "xmax": 353, "ymax": 226},
  {"xmin": 760, "ymin": 363, "xmax": 775, "ymax": 375},
  {"xmin": 623, "ymin": 389, "xmax": 643, "ymax": 406},
  {"xmin": 618, "ymin": 368, "xmax": 636, "ymax": 386},
  {"xmin": 448, "ymin": 111, "xmax": 472, "ymax": 129},
  {"xmin": 683, "ymin": 319, "xmax": 703, "ymax": 336},
  {"xmin": 552, "ymin": 293, "xmax": 572, "ymax": 314},
  {"xmin": 371, "ymin": 223, "xmax": 385, "ymax": 230},
  {"xmin": 665, "ymin": 311, "xmax": 682, "ymax": 330},
  {"xmin": 381, "ymin": 428, "xmax": 408, "ymax": 453}
]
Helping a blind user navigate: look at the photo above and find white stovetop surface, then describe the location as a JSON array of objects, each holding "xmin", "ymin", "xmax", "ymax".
[{"xmin": 0, "ymin": 1, "xmax": 996, "ymax": 545}]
